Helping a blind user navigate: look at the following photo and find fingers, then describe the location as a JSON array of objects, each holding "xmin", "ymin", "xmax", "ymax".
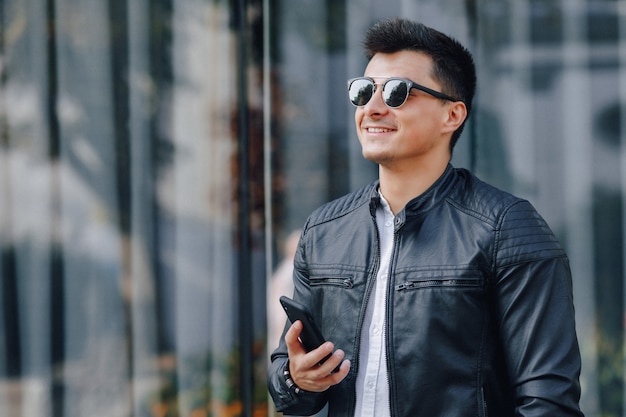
[
  {"xmin": 285, "ymin": 321, "xmax": 332, "ymax": 369},
  {"xmin": 285, "ymin": 321, "xmax": 351, "ymax": 392},
  {"xmin": 290, "ymin": 348, "xmax": 351, "ymax": 392},
  {"xmin": 284, "ymin": 320, "xmax": 306, "ymax": 354}
]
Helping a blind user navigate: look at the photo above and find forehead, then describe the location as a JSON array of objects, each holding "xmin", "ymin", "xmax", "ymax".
[{"xmin": 364, "ymin": 50, "xmax": 434, "ymax": 82}]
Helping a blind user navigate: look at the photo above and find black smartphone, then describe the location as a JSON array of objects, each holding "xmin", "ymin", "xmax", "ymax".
[
  {"xmin": 279, "ymin": 295, "xmax": 336, "ymax": 368},
  {"xmin": 280, "ymin": 296, "xmax": 327, "ymax": 351}
]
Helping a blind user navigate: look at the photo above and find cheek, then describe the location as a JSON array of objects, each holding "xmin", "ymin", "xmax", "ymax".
[{"xmin": 354, "ymin": 110, "xmax": 364, "ymax": 136}]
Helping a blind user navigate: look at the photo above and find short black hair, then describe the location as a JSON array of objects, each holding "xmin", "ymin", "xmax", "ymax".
[{"xmin": 364, "ymin": 18, "xmax": 476, "ymax": 150}]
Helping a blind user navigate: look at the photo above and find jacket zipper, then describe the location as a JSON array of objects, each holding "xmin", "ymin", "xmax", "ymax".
[
  {"xmin": 480, "ymin": 386, "xmax": 488, "ymax": 417},
  {"xmin": 385, "ymin": 227, "xmax": 399, "ymax": 417},
  {"xmin": 396, "ymin": 278, "xmax": 481, "ymax": 291},
  {"xmin": 350, "ymin": 205, "xmax": 382, "ymax": 416},
  {"xmin": 309, "ymin": 276, "xmax": 354, "ymax": 288}
]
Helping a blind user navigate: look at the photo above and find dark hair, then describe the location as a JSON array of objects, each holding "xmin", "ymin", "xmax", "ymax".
[{"xmin": 364, "ymin": 18, "xmax": 476, "ymax": 150}]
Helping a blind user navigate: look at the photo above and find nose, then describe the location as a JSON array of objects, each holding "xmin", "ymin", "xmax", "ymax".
[{"xmin": 362, "ymin": 87, "xmax": 389, "ymax": 116}]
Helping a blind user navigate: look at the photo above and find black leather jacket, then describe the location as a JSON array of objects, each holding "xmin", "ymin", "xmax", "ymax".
[{"xmin": 268, "ymin": 165, "xmax": 583, "ymax": 417}]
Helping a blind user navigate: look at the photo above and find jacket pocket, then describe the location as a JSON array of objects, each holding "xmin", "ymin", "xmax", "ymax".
[
  {"xmin": 310, "ymin": 275, "xmax": 354, "ymax": 288},
  {"xmin": 395, "ymin": 267, "xmax": 483, "ymax": 291}
]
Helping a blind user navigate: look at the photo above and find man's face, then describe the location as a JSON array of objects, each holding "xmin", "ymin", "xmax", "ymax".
[{"xmin": 355, "ymin": 50, "xmax": 454, "ymax": 170}]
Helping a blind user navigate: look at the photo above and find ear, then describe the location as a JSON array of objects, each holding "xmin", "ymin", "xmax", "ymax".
[{"xmin": 442, "ymin": 101, "xmax": 467, "ymax": 134}]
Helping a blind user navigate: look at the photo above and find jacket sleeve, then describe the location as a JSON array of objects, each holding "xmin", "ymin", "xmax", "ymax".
[
  {"xmin": 267, "ymin": 351, "xmax": 328, "ymax": 415},
  {"xmin": 267, "ymin": 230, "xmax": 329, "ymax": 415},
  {"xmin": 493, "ymin": 200, "xmax": 584, "ymax": 416}
]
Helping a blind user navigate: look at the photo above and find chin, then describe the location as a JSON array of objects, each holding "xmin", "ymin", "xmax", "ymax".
[{"xmin": 362, "ymin": 150, "xmax": 391, "ymax": 165}]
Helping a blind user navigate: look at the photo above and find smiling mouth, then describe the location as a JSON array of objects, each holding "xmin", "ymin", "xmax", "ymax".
[{"xmin": 367, "ymin": 127, "xmax": 394, "ymax": 133}]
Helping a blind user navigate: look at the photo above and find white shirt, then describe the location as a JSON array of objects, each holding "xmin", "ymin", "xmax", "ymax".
[{"xmin": 354, "ymin": 193, "xmax": 394, "ymax": 417}]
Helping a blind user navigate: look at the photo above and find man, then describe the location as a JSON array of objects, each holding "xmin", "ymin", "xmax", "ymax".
[{"xmin": 268, "ymin": 18, "xmax": 584, "ymax": 417}]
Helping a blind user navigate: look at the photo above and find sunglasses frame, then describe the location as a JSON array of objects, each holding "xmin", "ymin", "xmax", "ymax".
[{"xmin": 347, "ymin": 76, "xmax": 459, "ymax": 108}]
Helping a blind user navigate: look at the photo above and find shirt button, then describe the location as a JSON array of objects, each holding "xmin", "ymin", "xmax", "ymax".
[
  {"xmin": 385, "ymin": 220, "xmax": 393, "ymax": 227},
  {"xmin": 372, "ymin": 326, "xmax": 380, "ymax": 335}
]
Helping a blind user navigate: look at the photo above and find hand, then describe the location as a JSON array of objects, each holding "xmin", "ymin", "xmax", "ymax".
[{"xmin": 285, "ymin": 320, "xmax": 351, "ymax": 392}]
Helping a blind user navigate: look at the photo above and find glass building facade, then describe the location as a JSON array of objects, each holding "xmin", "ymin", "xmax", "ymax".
[{"xmin": 0, "ymin": 0, "xmax": 625, "ymax": 416}]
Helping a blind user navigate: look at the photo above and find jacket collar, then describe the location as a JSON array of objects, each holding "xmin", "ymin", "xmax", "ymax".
[{"xmin": 369, "ymin": 164, "xmax": 457, "ymax": 219}]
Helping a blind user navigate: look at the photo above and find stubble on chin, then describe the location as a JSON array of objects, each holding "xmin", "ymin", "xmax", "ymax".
[{"xmin": 361, "ymin": 148, "xmax": 395, "ymax": 166}]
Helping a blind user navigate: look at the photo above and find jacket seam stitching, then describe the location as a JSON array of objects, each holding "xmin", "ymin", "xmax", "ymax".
[
  {"xmin": 491, "ymin": 200, "xmax": 523, "ymax": 279},
  {"xmin": 495, "ymin": 253, "xmax": 568, "ymax": 271},
  {"xmin": 445, "ymin": 197, "xmax": 499, "ymax": 228}
]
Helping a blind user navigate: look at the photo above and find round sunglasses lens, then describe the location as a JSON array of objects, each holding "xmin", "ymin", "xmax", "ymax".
[
  {"xmin": 349, "ymin": 79, "xmax": 374, "ymax": 106},
  {"xmin": 383, "ymin": 80, "xmax": 409, "ymax": 107}
]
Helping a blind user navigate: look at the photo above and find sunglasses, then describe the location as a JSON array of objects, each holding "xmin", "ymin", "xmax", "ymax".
[{"xmin": 347, "ymin": 77, "xmax": 459, "ymax": 108}]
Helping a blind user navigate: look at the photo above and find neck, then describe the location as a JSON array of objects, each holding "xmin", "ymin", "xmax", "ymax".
[{"xmin": 378, "ymin": 159, "xmax": 449, "ymax": 214}]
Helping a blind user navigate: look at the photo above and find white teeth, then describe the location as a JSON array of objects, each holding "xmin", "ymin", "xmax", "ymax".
[{"xmin": 367, "ymin": 127, "xmax": 392, "ymax": 133}]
